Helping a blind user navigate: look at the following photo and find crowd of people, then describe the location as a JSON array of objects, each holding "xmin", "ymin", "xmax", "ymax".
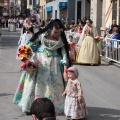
[
  {"xmin": 101, "ymin": 19, "xmax": 120, "ymax": 61},
  {"xmin": 10, "ymin": 16, "xmax": 120, "ymax": 120},
  {"xmin": 17, "ymin": 16, "xmax": 102, "ymax": 65}
]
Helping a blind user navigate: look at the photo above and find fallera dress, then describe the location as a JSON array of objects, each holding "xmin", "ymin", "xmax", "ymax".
[
  {"xmin": 13, "ymin": 34, "xmax": 68, "ymax": 114},
  {"xmin": 64, "ymin": 79, "xmax": 88, "ymax": 119},
  {"xmin": 76, "ymin": 25, "xmax": 100, "ymax": 64},
  {"xmin": 68, "ymin": 42, "xmax": 76, "ymax": 62}
]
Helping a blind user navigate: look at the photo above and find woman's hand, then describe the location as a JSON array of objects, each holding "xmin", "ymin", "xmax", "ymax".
[
  {"xmin": 76, "ymin": 43, "xmax": 79, "ymax": 46},
  {"xmin": 63, "ymin": 65, "xmax": 68, "ymax": 81},
  {"xmin": 63, "ymin": 71, "xmax": 68, "ymax": 82}
]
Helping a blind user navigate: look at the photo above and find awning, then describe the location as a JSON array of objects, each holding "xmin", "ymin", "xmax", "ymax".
[
  {"xmin": 46, "ymin": 6, "xmax": 53, "ymax": 12},
  {"xmin": 58, "ymin": 2, "xmax": 67, "ymax": 10}
]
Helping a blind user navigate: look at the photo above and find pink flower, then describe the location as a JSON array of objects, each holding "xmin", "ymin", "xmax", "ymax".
[
  {"xmin": 39, "ymin": 56, "xmax": 42, "ymax": 63},
  {"xmin": 18, "ymin": 85, "xmax": 23, "ymax": 91}
]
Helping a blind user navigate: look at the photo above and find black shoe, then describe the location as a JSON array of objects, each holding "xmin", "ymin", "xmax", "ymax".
[
  {"xmin": 25, "ymin": 112, "xmax": 32, "ymax": 115},
  {"xmin": 66, "ymin": 116, "xmax": 71, "ymax": 120}
]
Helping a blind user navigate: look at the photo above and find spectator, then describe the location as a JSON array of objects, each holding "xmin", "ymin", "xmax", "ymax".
[
  {"xmin": 82, "ymin": 16, "xmax": 87, "ymax": 26},
  {"xmin": 31, "ymin": 98, "xmax": 56, "ymax": 120},
  {"xmin": 69, "ymin": 24, "xmax": 75, "ymax": 32},
  {"xmin": 18, "ymin": 17, "xmax": 34, "ymax": 45},
  {"xmin": 108, "ymin": 27, "xmax": 120, "ymax": 60},
  {"xmin": 77, "ymin": 18, "xmax": 83, "ymax": 26},
  {"xmin": 71, "ymin": 18, "xmax": 75, "ymax": 25},
  {"xmin": 103, "ymin": 28, "xmax": 110, "ymax": 38},
  {"xmin": 109, "ymin": 19, "xmax": 119, "ymax": 34},
  {"xmin": 110, "ymin": 27, "xmax": 120, "ymax": 48}
]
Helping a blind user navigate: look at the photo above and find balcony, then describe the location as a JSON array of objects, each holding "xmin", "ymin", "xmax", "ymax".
[{"xmin": 46, "ymin": 0, "xmax": 55, "ymax": 3}]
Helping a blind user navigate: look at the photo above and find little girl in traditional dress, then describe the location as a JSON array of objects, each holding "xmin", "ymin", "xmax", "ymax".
[{"xmin": 62, "ymin": 66, "xmax": 88, "ymax": 120}]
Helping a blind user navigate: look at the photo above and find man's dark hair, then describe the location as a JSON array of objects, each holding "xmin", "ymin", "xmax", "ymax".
[{"xmin": 31, "ymin": 98, "xmax": 55, "ymax": 120}]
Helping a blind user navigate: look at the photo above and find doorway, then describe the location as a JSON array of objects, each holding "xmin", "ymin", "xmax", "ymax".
[
  {"xmin": 77, "ymin": 1, "xmax": 81, "ymax": 20},
  {"xmin": 55, "ymin": 10, "xmax": 57, "ymax": 19}
]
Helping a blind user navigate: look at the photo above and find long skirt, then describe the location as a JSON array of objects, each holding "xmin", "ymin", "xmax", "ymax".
[
  {"xmin": 77, "ymin": 36, "xmax": 100, "ymax": 64},
  {"xmin": 64, "ymin": 95, "xmax": 87, "ymax": 119},
  {"xmin": 13, "ymin": 52, "xmax": 65, "ymax": 114}
]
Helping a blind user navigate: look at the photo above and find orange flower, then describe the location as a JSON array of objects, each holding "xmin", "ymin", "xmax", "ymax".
[{"xmin": 17, "ymin": 45, "xmax": 32, "ymax": 62}]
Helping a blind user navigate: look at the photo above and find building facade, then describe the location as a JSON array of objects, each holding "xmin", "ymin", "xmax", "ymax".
[
  {"xmin": 100, "ymin": 0, "xmax": 120, "ymax": 34},
  {"xmin": 2, "ymin": 0, "xmax": 8, "ymax": 17},
  {"xmin": 46, "ymin": 0, "xmax": 68, "ymax": 21},
  {"xmin": 68, "ymin": 0, "xmax": 120, "ymax": 34},
  {"xmin": 39, "ymin": 0, "xmax": 120, "ymax": 34},
  {"xmin": 40, "ymin": 0, "xmax": 46, "ymax": 20},
  {"xmin": 67, "ymin": 0, "xmax": 90, "ymax": 24}
]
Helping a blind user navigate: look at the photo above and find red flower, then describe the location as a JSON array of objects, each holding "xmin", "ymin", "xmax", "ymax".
[{"xmin": 21, "ymin": 57, "xmax": 28, "ymax": 63}]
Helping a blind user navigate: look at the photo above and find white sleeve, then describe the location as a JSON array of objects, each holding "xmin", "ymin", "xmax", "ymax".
[
  {"xmin": 18, "ymin": 28, "xmax": 24, "ymax": 45},
  {"xmin": 93, "ymin": 26, "xmax": 98, "ymax": 37},
  {"xmin": 77, "ymin": 25, "xmax": 86, "ymax": 46}
]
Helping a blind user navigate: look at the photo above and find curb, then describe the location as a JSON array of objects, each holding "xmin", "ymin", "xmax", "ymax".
[{"xmin": 101, "ymin": 56, "xmax": 120, "ymax": 68}]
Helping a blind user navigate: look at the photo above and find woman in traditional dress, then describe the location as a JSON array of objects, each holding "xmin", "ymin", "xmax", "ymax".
[
  {"xmin": 76, "ymin": 19, "xmax": 100, "ymax": 65},
  {"xmin": 13, "ymin": 19, "xmax": 71, "ymax": 115},
  {"xmin": 18, "ymin": 18, "xmax": 34, "ymax": 45}
]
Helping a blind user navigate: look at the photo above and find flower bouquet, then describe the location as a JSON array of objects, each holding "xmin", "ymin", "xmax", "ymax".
[
  {"xmin": 17, "ymin": 45, "xmax": 33, "ymax": 62},
  {"xmin": 17, "ymin": 45, "xmax": 37, "ymax": 74},
  {"xmin": 94, "ymin": 36, "xmax": 102, "ymax": 43},
  {"xmin": 21, "ymin": 61, "xmax": 37, "ymax": 74}
]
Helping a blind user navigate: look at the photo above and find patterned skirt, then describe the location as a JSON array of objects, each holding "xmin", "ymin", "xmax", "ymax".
[{"xmin": 64, "ymin": 95, "xmax": 88, "ymax": 119}]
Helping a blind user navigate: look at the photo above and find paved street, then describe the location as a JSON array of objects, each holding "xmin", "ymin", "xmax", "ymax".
[{"xmin": 0, "ymin": 28, "xmax": 120, "ymax": 120}]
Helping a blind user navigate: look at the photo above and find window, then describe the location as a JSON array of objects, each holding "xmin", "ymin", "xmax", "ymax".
[{"xmin": 29, "ymin": 0, "xmax": 32, "ymax": 5}]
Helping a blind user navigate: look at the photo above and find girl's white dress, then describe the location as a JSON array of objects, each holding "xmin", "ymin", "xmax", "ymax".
[{"xmin": 64, "ymin": 79, "xmax": 88, "ymax": 119}]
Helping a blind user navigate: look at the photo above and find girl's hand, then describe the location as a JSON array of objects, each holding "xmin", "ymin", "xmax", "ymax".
[
  {"xmin": 78, "ymin": 96, "xmax": 82, "ymax": 102},
  {"xmin": 62, "ymin": 92, "xmax": 66, "ymax": 96},
  {"xmin": 63, "ymin": 71, "xmax": 68, "ymax": 81}
]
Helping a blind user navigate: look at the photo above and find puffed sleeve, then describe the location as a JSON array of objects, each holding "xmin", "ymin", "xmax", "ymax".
[
  {"xmin": 27, "ymin": 34, "xmax": 42, "ymax": 52},
  {"xmin": 60, "ymin": 46, "xmax": 69, "ymax": 65},
  {"xmin": 77, "ymin": 25, "xmax": 87, "ymax": 46}
]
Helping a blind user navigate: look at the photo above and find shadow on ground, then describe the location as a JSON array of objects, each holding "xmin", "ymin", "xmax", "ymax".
[
  {"xmin": 87, "ymin": 107, "xmax": 120, "ymax": 120},
  {"xmin": 0, "ymin": 93, "xmax": 14, "ymax": 97}
]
